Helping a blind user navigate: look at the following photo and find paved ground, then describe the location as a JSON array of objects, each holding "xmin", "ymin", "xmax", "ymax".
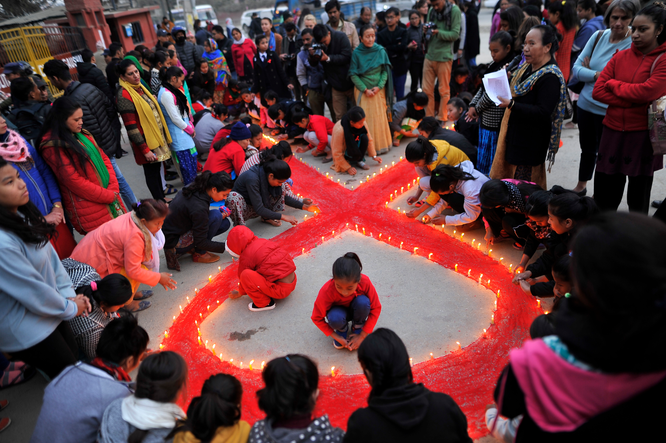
[{"xmin": 3, "ymin": 7, "xmax": 666, "ymax": 443}]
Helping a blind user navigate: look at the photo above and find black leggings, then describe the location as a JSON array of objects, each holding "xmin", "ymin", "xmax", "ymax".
[
  {"xmin": 410, "ymin": 61, "xmax": 424, "ymax": 94},
  {"xmin": 577, "ymin": 108, "xmax": 605, "ymax": 182},
  {"xmin": 143, "ymin": 161, "xmax": 165, "ymax": 201},
  {"xmin": 594, "ymin": 172, "xmax": 654, "ymax": 214},
  {"xmin": 11, "ymin": 321, "xmax": 78, "ymax": 379}
]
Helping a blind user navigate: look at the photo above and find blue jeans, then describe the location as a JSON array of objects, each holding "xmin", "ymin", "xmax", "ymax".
[
  {"xmin": 176, "ymin": 209, "xmax": 231, "ymax": 255},
  {"xmin": 326, "ymin": 295, "xmax": 371, "ymax": 332},
  {"xmin": 392, "ymin": 72, "xmax": 407, "ymax": 101},
  {"xmin": 109, "ymin": 157, "xmax": 137, "ymax": 209}
]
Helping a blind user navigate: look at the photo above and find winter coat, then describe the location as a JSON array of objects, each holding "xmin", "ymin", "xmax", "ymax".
[
  {"xmin": 9, "ymin": 139, "xmax": 62, "ymax": 216},
  {"xmin": 231, "ymin": 39, "xmax": 256, "ymax": 78},
  {"xmin": 64, "ymin": 81, "xmax": 121, "ymax": 158},
  {"xmin": 203, "ymin": 140, "xmax": 246, "ymax": 176},
  {"xmin": 406, "ymin": 23, "xmax": 424, "ymax": 65},
  {"xmin": 464, "ymin": 8, "xmax": 480, "ymax": 59},
  {"xmin": 70, "ymin": 212, "xmax": 161, "ymax": 287},
  {"xmin": 320, "ymin": 30, "xmax": 353, "ymax": 92},
  {"xmin": 163, "ymin": 190, "xmax": 227, "ymax": 253},
  {"xmin": 158, "ymin": 87, "xmax": 195, "ymax": 152},
  {"xmin": 344, "ymin": 383, "xmax": 472, "ymax": 443},
  {"xmin": 194, "ymin": 111, "xmax": 224, "ymax": 154},
  {"xmin": 249, "ymin": 18, "xmax": 263, "ymax": 39},
  {"xmin": 226, "ymin": 225, "xmax": 296, "ymax": 283},
  {"xmin": 175, "ymin": 40, "xmax": 198, "ymax": 74},
  {"xmin": 77, "ymin": 62, "xmax": 115, "ymax": 104},
  {"xmin": 593, "ymin": 40, "xmax": 666, "ymax": 132},
  {"xmin": 232, "ymin": 164, "xmax": 304, "ymax": 220},
  {"xmin": 377, "ymin": 26, "xmax": 409, "ymax": 76},
  {"xmin": 249, "ymin": 415, "xmax": 343, "ymax": 443},
  {"xmin": 307, "ymin": 115, "xmax": 335, "ymax": 152},
  {"xmin": 253, "ymin": 51, "xmax": 292, "ymax": 102},
  {"xmin": 39, "ymin": 129, "xmax": 122, "ymax": 234},
  {"xmin": 281, "ymin": 33, "xmax": 302, "ymax": 77}
]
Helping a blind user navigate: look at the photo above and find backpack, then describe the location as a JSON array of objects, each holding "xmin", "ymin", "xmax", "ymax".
[
  {"xmin": 648, "ymin": 53, "xmax": 666, "ymax": 155},
  {"xmin": 8, "ymin": 103, "xmax": 49, "ymax": 146}
]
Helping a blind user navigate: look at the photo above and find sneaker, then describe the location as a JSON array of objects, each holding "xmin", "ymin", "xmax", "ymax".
[
  {"xmin": 164, "ymin": 248, "xmax": 181, "ymax": 271},
  {"xmin": 248, "ymin": 300, "xmax": 276, "ymax": 312},
  {"xmin": 333, "ymin": 328, "xmax": 348, "ymax": 349},
  {"xmin": 0, "ymin": 417, "xmax": 10, "ymax": 433},
  {"xmin": 192, "ymin": 251, "xmax": 220, "ymax": 264}
]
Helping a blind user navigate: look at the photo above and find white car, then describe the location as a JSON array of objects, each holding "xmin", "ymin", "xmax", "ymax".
[
  {"xmin": 241, "ymin": 6, "xmax": 288, "ymax": 34},
  {"xmin": 375, "ymin": 0, "xmax": 415, "ymax": 13}
]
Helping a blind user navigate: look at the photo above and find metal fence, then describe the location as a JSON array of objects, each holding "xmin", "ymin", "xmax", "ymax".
[{"xmin": 0, "ymin": 26, "xmax": 88, "ymax": 97}]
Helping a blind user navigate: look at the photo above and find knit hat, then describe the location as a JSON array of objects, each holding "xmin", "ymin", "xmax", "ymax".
[{"xmin": 229, "ymin": 121, "xmax": 252, "ymax": 140}]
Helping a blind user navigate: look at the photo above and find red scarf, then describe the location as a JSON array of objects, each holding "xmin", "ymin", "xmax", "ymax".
[{"xmin": 90, "ymin": 357, "xmax": 132, "ymax": 382}]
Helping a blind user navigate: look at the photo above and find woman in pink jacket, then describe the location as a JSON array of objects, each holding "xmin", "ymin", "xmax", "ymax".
[{"xmin": 70, "ymin": 199, "xmax": 177, "ymax": 312}]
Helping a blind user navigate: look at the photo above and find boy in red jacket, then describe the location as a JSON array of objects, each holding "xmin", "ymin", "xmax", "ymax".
[
  {"xmin": 226, "ymin": 225, "xmax": 297, "ymax": 311},
  {"xmin": 311, "ymin": 253, "xmax": 382, "ymax": 350},
  {"xmin": 293, "ymin": 112, "xmax": 335, "ymax": 161}
]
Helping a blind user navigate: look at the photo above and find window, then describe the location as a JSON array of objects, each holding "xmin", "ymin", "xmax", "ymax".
[
  {"xmin": 73, "ymin": 13, "xmax": 85, "ymax": 27},
  {"xmin": 130, "ymin": 21, "xmax": 144, "ymax": 44},
  {"xmin": 96, "ymin": 11, "xmax": 105, "ymax": 26}
]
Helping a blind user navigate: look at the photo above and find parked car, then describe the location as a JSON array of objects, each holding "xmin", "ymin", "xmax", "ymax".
[
  {"xmin": 171, "ymin": 4, "xmax": 219, "ymax": 28},
  {"xmin": 241, "ymin": 8, "xmax": 276, "ymax": 34},
  {"xmin": 375, "ymin": 0, "xmax": 414, "ymax": 13}
]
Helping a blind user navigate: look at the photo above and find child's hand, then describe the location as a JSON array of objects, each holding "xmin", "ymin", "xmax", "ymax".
[
  {"xmin": 302, "ymin": 198, "xmax": 313, "ymax": 205},
  {"xmin": 484, "ymin": 225, "xmax": 494, "ymax": 245},
  {"xmin": 512, "ymin": 270, "xmax": 532, "ymax": 285},
  {"xmin": 519, "ymin": 279, "xmax": 532, "ymax": 294},
  {"xmin": 347, "ymin": 330, "xmax": 367, "ymax": 350},
  {"xmin": 421, "ymin": 214, "xmax": 431, "ymax": 224},
  {"xmin": 407, "ymin": 196, "xmax": 419, "ymax": 205},
  {"xmin": 467, "ymin": 107, "xmax": 478, "ymax": 121},
  {"xmin": 332, "ymin": 332, "xmax": 348, "ymax": 348},
  {"xmin": 373, "ymin": 156, "xmax": 382, "ymax": 164},
  {"xmin": 406, "ymin": 208, "xmax": 421, "ymax": 218}
]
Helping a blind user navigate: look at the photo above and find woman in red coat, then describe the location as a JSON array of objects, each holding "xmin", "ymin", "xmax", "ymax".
[
  {"xmin": 592, "ymin": 3, "xmax": 666, "ymax": 213},
  {"xmin": 225, "ymin": 225, "xmax": 297, "ymax": 312},
  {"xmin": 231, "ymin": 28, "xmax": 256, "ymax": 84},
  {"xmin": 38, "ymin": 96, "xmax": 126, "ymax": 235}
]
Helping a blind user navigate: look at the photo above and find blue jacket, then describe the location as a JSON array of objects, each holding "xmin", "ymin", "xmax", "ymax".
[
  {"xmin": 158, "ymin": 87, "xmax": 196, "ymax": 152},
  {"xmin": 7, "ymin": 134, "xmax": 62, "ymax": 216}
]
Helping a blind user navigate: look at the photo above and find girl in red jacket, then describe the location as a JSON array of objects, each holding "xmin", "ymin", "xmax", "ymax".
[
  {"xmin": 225, "ymin": 225, "xmax": 297, "ymax": 311},
  {"xmin": 311, "ymin": 253, "xmax": 382, "ymax": 351}
]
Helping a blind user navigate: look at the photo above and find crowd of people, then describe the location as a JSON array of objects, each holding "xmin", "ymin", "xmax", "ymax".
[{"xmin": 1, "ymin": 0, "xmax": 666, "ymax": 440}]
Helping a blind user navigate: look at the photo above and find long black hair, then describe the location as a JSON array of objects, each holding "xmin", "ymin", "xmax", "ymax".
[
  {"xmin": 37, "ymin": 96, "xmax": 88, "ymax": 165},
  {"xmin": 357, "ymin": 328, "xmax": 413, "ymax": 399},
  {"xmin": 525, "ymin": 190, "xmax": 553, "ymax": 217},
  {"xmin": 479, "ymin": 179, "xmax": 543, "ymax": 208},
  {"xmin": 257, "ymin": 354, "xmax": 319, "ymax": 420},
  {"xmin": 332, "ymin": 252, "xmax": 363, "ymax": 283},
  {"xmin": 547, "ymin": 0, "xmax": 579, "ymax": 31},
  {"xmin": 548, "ymin": 192, "xmax": 599, "ymax": 225},
  {"xmin": 169, "ymin": 373, "xmax": 243, "ymax": 440},
  {"xmin": 160, "ymin": 66, "xmax": 189, "ymax": 117},
  {"xmin": 96, "ymin": 316, "xmax": 149, "ymax": 366},
  {"xmin": 500, "ymin": 5, "xmax": 524, "ymax": 34},
  {"xmin": 405, "ymin": 136, "xmax": 436, "ymax": 163},
  {"xmin": 0, "ymin": 158, "xmax": 55, "ymax": 245},
  {"xmin": 636, "ymin": 2, "xmax": 666, "ymax": 45},
  {"xmin": 260, "ymin": 155, "xmax": 291, "ymax": 180},
  {"xmin": 77, "ymin": 273, "xmax": 133, "ymax": 309},
  {"xmin": 429, "ymin": 164, "xmax": 476, "ymax": 193},
  {"xmin": 182, "ymin": 170, "xmax": 233, "ymax": 198},
  {"xmin": 259, "ymin": 141, "xmax": 293, "ymax": 162},
  {"xmin": 416, "ymin": 117, "xmax": 441, "ymax": 137}
]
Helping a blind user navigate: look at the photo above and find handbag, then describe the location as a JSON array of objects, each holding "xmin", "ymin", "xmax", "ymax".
[
  {"xmin": 568, "ymin": 30, "xmax": 605, "ymax": 94},
  {"xmin": 647, "ymin": 52, "xmax": 666, "ymax": 155}
]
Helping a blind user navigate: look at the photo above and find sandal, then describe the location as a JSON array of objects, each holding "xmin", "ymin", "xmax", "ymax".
[
  {"xmin": 0, "ymin": 400, "xmax": 7, "ymax": 411},
  {"xmin": 164, "ymin": 185, "xmax": 178, "ymax": 196},
  {"xmin": 133, "ymin": 290, "xmax": 154, "ymax": 301},
  {"xmin": 357, "ymin": 161, "xmax": 370, "ymax": 170},
  {"xmin": 125, "ymin": 300, "xmax": 152, "ymax": 312}
]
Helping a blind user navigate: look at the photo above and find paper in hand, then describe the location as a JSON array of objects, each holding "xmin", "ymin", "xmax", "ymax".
[{"xmin": 482, "ymin": 68, "xmax": 512, "ymax": 106}]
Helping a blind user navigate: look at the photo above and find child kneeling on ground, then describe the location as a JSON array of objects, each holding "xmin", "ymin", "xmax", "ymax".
[
  {"xmin": 226, "ymin": 225, "xmax": 297, "ymax": 311},
  {"xmin": 293, "ymin": 112, "xmax": 334, "ymax": 160},
  {"xmin": 311, "ymin": 253, "xmax": 382, "ymax": 350}
]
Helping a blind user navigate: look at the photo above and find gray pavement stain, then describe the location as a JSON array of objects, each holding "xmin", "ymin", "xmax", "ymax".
[{"xmin": 228, "ymin": 326, "xmax": 267, "ymax": 341}]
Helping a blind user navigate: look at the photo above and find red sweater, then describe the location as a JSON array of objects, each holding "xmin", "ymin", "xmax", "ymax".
[
  {"xmin": 308, "ymin": 115, "xmax": 335, "ymax": 152},
  {"xmin": 311, "ymin": 274, "xmax": 382, "ymax": 336},
  {"xmin": 203, "ymin": 139, "xmax": 245, "ymax": 176},
  {"xmin": 593, "ymin": 41, "xmax": 666, "ymax": 132},
  {"xmin": 226, "ymin": 226, "xmax": 296, "ymax": 281}
]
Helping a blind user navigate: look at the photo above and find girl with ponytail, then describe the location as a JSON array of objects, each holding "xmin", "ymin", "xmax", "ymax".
[
  {"xmin": 513, "ymin": 190, "xmax": 599, "ymax": 297},
  {"xmin": 62, "ymin": 258, "xmax": 133, "ymax": 359},
  {"xmin": 346, "ymin": 328, "xmax": 472, "ymax": 442},
  {"xmin": 311, "ymin": 252, "xmax": 382, "ymax": 351},
  {"xmin": 171, "ymin": 373, "xmax": 250, "ymax": 443},
  {"xmin": 100, "ymin": 351, "xmax": 188, "ymax": 443},
  {"xmin": 250, "ymin": 355, "xmax": 344, "ymax": 442}
]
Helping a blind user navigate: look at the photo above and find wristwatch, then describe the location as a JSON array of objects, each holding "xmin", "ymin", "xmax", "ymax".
[
  {"xmin": 372, "ymin": 156, "xmax": 377, "ymax": 159},
  {"xmin": 53, "ymin": 203, "xmax": 62, "ymax": 209}
]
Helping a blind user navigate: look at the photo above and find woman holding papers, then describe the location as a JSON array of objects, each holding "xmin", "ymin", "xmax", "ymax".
[{"xmin": 490, "ymin": 24, "xmax": 567, "ymax": 190}]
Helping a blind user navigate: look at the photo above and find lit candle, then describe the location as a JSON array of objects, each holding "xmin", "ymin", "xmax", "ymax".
[
  {"xmin": 397, "ymin": 207, "xmax": 400, "ymax": 213},
  {"xmin": 373, "ymin": 173, "xmax": 376, "ymax": 177},
  {"xmin": 407, "ymin": 183, "xmax": 411, "ymax": 190},
  {"xmin": 205, "ymin": 340, "xmax": 208, "ymax": 348},
  {"xmin": 249, "ymin": 360, "xmax": 254, "ymax": 370},
  {"xmin": 390, "ymin": 195, "xmax": 393, "ymax": 201},
  {"xmin": 410, "ymin": 357, "xmax": 413, "ymax": 366},
  {"xmin": 379, "ymin": 233, "xmax": 382, "ymax": 239},
  {"xmin": 400, "ymin": 156, "xmax": 403, "ymax": 160},
  {"xmin": 461, "ymin": 233, "xmax": 465, "ymax": 240},
  {"xmin": 331, "ymin": 366, "xmax": 335, "ymax": 377},
  {"xmin": 209, "ymin": 275, "xmax": 212, "ymax": 282},
  {"xmin": 322, "ymin": 236, "xmax": 325, "ymax": 243},
  {"xmin": 186, "ymin": 296, "xmax": 190, "ymax": 304},
  {"xmin": 212, "ymin": 344, "xmax": 216, "ymax": 355},
  {"xmin": 401, "ymin": 187, "xmax": 404, "ymax": 193},
  {"xmin": 173, "ymin": 316, "xmax": 175, "ymax": 320},
  {"xmin": 179, "ymin": 305, "xmax": 183, "ymax": 313},
  {"xmin": 483, "ymin": 328, "xmax": 487, "ymax": 338},
  {"xmin": 453, "ymin": 230, "xmax": 457, "ymax": 237},
  {"xmin": 400, "ymin": 242, "xmax": 404, "ymax": 249},
  {"xmin": 332, "ymin": 231, "xmax": 335, "ymax": 236},
  {"xmin": 337, "ymin": 179, "xmax": 340, "ymax": 183},
  {"xmin": 478, "ymin": 274, "xmax": 483, "ymax": 284},
  {"xmin": 386, "ymin": 201, "xmax": 389, "ymax": 207},
  {"xmin": 362, "ymin": 228, "xmax": 365, "ymax": 235},
  {"xmin": 467, "ymin": 269, "xmax": 471, "ymax": 277},
  {"xmin": 388, "ymin": 236, "xmax": 391, "ymax": 242},
  {"xmin": 392, "ymin": 161, "xmax": 395, "ymax": 166},
  {"xmin": 195, "ymin": 320, "xmax": 198, "ymax": 326},
  {"xmin": 413, "ymin": 247, "xmax": 419, "ymax": 254},
  {"xmin": 430, "ymin": 352, "xmax": 434, "ymax": 359},
  {"xmin": 302, "ymin": 248, "xmax": 305, "ymax": 254},
  {"xmin": 537, "ymin": 299, "xmax": 541, "ymax": 308},
  {"xmin": 457, "ymin": 341, "xmax": 461, "ymax": 350},
  {"xmin": 455, "ymin": 264, "xmax": 458, "ymax": 272},
  {"xmin": 197, "ymin": 336, "xmax": 201, "ymax": 345},
  {"xmin": 472, "ymin": 238, "xmax": 475, "ymax": 245},
  {"xmin": 494, "ymin": 300, "xmax": 498, "ymax": 310},
  {"xmin": 199, "ymin": 313, "xmax": 203, "ymax": 319},
  {"xmin": 497, "ymin": 290, "xmax": 501, "ymax": 298},
  {"xmin": 487, "ymin": 279, "xmax": 491, "ymax": 287},
  {"xmin": 261, "ymin": 361, "xmax": 265, "ymax": 370},
  {"xmin": 164, "ymin": 330, "xmax": 169, "ymax": 339},
  {"xmin": 304, "ymin": 215, "xmax": 308, "ymax": 221},
  {"xmin": 499, "ymin": 257, "xmax": 504, "ymax": 264},
  {"xmin": 428, "ymin": 253, "xmax": 433, "ymax": 260},
  {"xmin": 491, "ymin": 315, "xmax": 495, "ymax": 325},
  {"xmin": 207, "ymin": 305, "xmax": 210, "ymax": 311},
  {"xmin": 356, "ymin": 224, "xmax": 358, "ymax": 231},
  {"xmin": 159, "ymin": 344, "xmax": 164, "ymax": 349},
  {"xmin": 197, "ymin": 328, "xmax": 201, "ymax": 336},
  {"xmin": 509, "ymin": 264, "xmax": 513, "ymax": 272},
  {"xmin": 488, "ymin": 249, "xmax": 492, "ymax": 257},
  {"xmin": 478, "ymin": 242, "xmax": 482, "ymax": 250},
  {"xmin": 218, "ymin": 266, "xmax": 221, "ymax": 273},
  {"xmin": 229, "ymin": 359, "xmax": 233, "ymax": 365},
  {"xmin": 240, "ymin": 362, "xmax": 243, "ymax": 369}
]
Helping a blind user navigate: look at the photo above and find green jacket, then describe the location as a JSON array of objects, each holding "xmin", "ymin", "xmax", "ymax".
[{"xmin": 425, "ymin": 4, "xmax": 461, "ymax": 62}]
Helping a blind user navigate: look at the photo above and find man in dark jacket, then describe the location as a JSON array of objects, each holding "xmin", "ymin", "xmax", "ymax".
[
  {"xmin": 172, "ymin": 27, "xmax": 198, "ymax": 76},
  {"xmin": 377, "ymin": 7, "xmax": 409, "ymax": 100},
  {"xmin": 211, "ymin": 25, "xmax": 235, "ymax": 77},
  {"xmin": 105, "ymin": 42, "xmax": 124, "ymax": 92},
  {"xmin": 6, "ymin": 76, "xmax": 51, "ymax": 146},
  {"xmin": 43, "ymin": 59, "xmax": 137, "ymax": 209},
  {"xmin": 311, "ymin": 24, "xmax": 352, "ymax": 123},
  {"xmin": 194, "ymin": 19, "xmax": 213, "ymax": 46},
  {"xmin": 77, "ymin": 48, "xmax": 115, "ymax": 104},
  {"xmin": 353, "ymin": 6, "xmax": 373, "ymax": 35},
  {"xmin": 249, "ymin": 13, "xmax": 263, "ymax": 39},
  {"xmin": 280, "ymin": 22, "xmax": 303, "ymax": 101}
]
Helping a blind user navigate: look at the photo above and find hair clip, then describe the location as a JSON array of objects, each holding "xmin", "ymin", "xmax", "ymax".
[
  {"xmin": 285, "ymin": 356, "xmax": 291, "ymax": 362},
  {"xmin": 91, "ymin": 281, "xmax": 98, "ymax": 291},
  {"xmin": 136, "ymin": 201, "xmax": 141, "ymax": 206},
  {"xmin": 541, "ymin": 18, "xmax": 547, "ymax": 25}
]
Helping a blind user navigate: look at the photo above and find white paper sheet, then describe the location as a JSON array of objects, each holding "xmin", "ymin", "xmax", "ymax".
[{"xmin": 482, "ymin": 68, "xmax": 512, "ymax": 106}]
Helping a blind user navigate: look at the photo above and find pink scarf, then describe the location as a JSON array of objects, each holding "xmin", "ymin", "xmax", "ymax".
[{"xmin": 0, "ymin": 130, "xmax": 31, "ymax": 162}]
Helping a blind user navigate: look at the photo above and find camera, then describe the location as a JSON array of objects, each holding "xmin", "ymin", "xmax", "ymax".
[
  {"xmin": 310, "ymin": 43, "xmax": 324, "ymax": 57},
  {"xmin": 423, "ymin": 22, "xmax": 437, "ymax": 42},
  {"xmin": 284, "ymin": 53, "xmax": 297, "ymax": 61}
]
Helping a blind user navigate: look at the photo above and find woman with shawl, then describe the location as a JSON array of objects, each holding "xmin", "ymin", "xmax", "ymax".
[
  {"xmin": 116, "ymin": 59, "xmax": 173, "ymax": 202},
  {"xmin": 349, "ymin": 24, "xmax": 394, "ymax": 156},
  {"xmin": 203, "ymin": 38, "xmax": 231, "ymax": 104},
  {"xmin": 123, "ymin": 54, "xmax": 152, "ymax": 91},
  {"xmin": 231, "ymin": 28, "xmax": 257, "ymax": 84},
  {"xmin": 331, "ymin": 106, "xmax": 382, "ymax": 175},
  {"xmin": 490, "ymin": 24, "xmax": 566, "ymax": 190},
  {"xmin": 38, "ymin": 96, "xmax": 126, "ymax": 235}
]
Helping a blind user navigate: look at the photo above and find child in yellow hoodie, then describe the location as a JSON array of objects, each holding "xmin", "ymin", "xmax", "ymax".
[{"xmin": 171, "ymin": 374, "xmax": 250, "ymax": 443}]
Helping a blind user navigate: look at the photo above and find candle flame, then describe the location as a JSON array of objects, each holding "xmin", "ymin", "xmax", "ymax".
[
  {"xmin": 331, "ymin": 366, "xmax": 335, "ymax": 377},
  {"xmin": 249, "ymin": 360, "xmax": 254, "ymax": 370}
]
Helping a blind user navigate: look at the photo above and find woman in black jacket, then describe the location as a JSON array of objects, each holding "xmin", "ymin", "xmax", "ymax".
[
  {"xmin": 192, "ymin": 59, "xmax": 216, "ymax": 98},
  {"xmin": 344, "ymin": 328, "xmax": 472, "ymax": 443},
  {"xmin": 227, "ymin": 156, "xmax": 315, "ymax": 227},
  {"xmin": 162, "ymin": 171, "xmax": 233, "ymax": 271}
]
